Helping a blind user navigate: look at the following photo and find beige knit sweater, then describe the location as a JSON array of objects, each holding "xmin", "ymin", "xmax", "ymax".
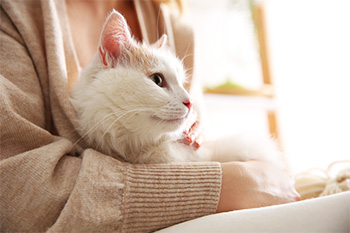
[{"xmin": 0, "ymin": 0, "xmax": 221, "ymax": 232}]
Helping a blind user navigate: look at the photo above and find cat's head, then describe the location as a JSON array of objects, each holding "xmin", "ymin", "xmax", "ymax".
[{"xmin": 72, "ymin": 10, "xmax": 193, "ymax": 157}]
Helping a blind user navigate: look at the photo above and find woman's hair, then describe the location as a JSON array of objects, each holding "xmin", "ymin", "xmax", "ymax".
[{"xmin": 152, "ymin": 0, "xmax": 185, "ymax": 13}]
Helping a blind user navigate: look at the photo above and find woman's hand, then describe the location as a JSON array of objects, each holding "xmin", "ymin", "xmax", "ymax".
[
  {"xmin": 183, "ymin": 111, "xmax": 203, "ymax": 149},
  {"xmin": 217, "ymin": 160, "xmax": 301, "ymax": 212}
]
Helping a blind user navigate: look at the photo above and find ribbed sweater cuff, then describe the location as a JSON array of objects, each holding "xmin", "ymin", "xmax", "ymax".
[{"xmin": 122, "ymin": 162, "xmax": 222, "ymax": 232}]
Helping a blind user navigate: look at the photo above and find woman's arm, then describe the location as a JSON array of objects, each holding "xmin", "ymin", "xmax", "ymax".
[
  {"xmin": 0, "ymin": 34, "xmax": 221, "ymax": 233},
  {"xmin": 218, "ymin": 161, "xmax": 301, "ymax": 212},
  {"xmin": 0, "ymin": 2, "xmax": 299, "ymax": 232},
  {"xmin": 0, "ymin": 3, "xmax": 221, "ymax": 232}
]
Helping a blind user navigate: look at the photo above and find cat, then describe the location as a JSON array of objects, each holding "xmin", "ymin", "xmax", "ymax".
[{"xmin": 71, "ymin": 10, "xmax": 283, "ymax": 166}]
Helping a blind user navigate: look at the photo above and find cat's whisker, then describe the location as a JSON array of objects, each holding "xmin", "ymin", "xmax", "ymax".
[
  {"xmin": 70, "ymin": 112, "xmax": 116, "ymax": 150},
  {"xmin": 121, "ymin": 107, "xmax": 161, "ymax": 126},
  {"xmin": 96, "ymin": 107, "xmax": 159, "ymax": 149},
  {"xmin": 121, "ymin": 110, "xmax": 144, "ymax": 128},
  {"xmin": 96, "ymin": 109, "xmax": 146, "ymax": 147},
  {"xmin": 177, "ymin": 40, "xmax": 193, "ymax": 64},
  {"xmin": 180, "ymin": 53, "xmax": 194, "ymax": 64},
  {"xmin": 184, "ymin": 66, "xmax": 194, "ymax": 73},
  {"xmin": 95, "ymin": 112, "xmax": 131, "ymax": 150}
]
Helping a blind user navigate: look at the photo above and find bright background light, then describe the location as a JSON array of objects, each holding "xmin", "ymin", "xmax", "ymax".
[
  {"xmin": 188, "ymin": 0, "xmax": 350, "ymax": 174},
  {"xmin": 265, "ymin": 0, "xmax": 350, "ymax": 173}
]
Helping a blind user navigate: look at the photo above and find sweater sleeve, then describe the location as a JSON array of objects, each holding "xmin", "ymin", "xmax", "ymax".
[
  {"xmin": 47, "ymin": 150, "xmax": 221, "ymax": 232},
  {"xmin": 0, "ymin": 2, "xmax": 222, "ymax": 232}
]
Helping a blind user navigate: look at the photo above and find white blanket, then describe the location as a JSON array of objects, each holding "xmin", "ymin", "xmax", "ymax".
[{"xmin": 157, "ymin": 191, "xmax": 350, "ymax": 233}]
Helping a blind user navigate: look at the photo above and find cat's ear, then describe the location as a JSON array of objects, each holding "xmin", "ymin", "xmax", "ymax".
[
  {"xmin": 99, "ymin": 10, "xmax": 131, "ymax": 67},
  {"xmin": 152, "ymin": 34, "xmax": 168, "ymax": 49}
]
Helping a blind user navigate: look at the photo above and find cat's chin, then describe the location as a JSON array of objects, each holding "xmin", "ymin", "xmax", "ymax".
[
  {"xmin": 151, "ymin": 115, "xmax": 187, "ymax": 123},
  {"xmin": 151, "ymin": 115, "xmax": 187, "ymax": 131}
]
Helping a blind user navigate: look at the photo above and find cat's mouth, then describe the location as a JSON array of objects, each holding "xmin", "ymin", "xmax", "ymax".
[{"xmin": 151, "ymin": 114, "xmax": 189, "ymax": 123}]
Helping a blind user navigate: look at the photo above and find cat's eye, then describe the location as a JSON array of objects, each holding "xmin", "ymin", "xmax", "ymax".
[{"xmin": 149, "ymin": 73, "xmax": 164, "ymax": 87}]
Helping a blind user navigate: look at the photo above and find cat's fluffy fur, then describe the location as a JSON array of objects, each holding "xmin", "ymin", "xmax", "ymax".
[{"xmin": 71, "ymin": 10, "xmax": 283, "ymax": 166}]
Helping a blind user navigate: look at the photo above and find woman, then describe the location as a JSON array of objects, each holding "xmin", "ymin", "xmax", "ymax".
[{"xmin": 0, "ymin": 0, "xmax": 300, "ymax": 232}]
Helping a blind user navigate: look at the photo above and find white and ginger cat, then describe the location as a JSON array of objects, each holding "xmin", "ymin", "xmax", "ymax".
[{"xmin": 71, "ymin": 10, "xmax": 282, "ymax": 166}]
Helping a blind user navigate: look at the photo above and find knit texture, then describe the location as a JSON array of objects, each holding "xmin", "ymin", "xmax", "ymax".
[
  {"xmin": 123, "ymin": 162, "xmax": 221, "ymax": 232},
  {"xmin": 0, "ymin": 0, "xmax": 222, "ymax": 232}
]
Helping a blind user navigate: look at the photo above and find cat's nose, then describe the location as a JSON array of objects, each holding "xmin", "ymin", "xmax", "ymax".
[{"xmin": 183, "ymin": 99, "xmax": 193, "ymax": 110}]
